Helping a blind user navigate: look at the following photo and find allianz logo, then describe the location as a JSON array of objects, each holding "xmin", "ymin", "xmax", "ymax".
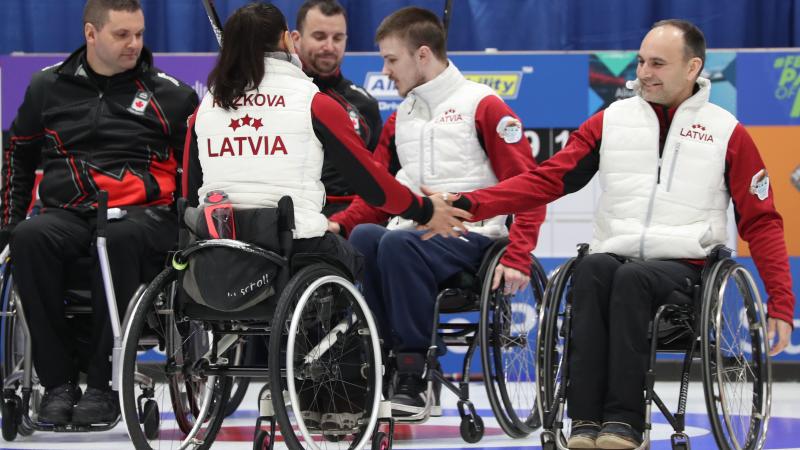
[
  {"xmin": 364, "ymin": 71, "xmax": 524, "ymax": 100},
  {"xmin": 363, "ymin": 72, "xmax": 400, "ymax": 100}
]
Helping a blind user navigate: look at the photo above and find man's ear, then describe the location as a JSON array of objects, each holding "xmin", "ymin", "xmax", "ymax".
[
  {"xmin": 688, "ymin": 56, "xmax": 703, "ymax": 79},
  {"xmin": 84, "ymin": 22, "xmax": 96, "ymax": 44},
  {"xmin": 417, "ymin": 45, "xmax": 431, "ymax": 62},
  {"xmin": 290, "ymin": 30, "xmax": 301, "ymax": 44}
]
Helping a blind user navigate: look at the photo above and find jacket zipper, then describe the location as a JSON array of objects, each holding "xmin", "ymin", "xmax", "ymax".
[
  {"xmin": 429, "ymin": 129, "xmax": 435, "ymax": 176},
  {"xmin": 665, "ymin": 142, "xmax": 681, "ymax": 192},
  {"xmin": 640, "ymin": 104, "xmax": 677, "ymax": 258}
]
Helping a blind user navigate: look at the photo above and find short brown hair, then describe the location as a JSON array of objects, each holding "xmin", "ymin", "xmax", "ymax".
[
  {"xmin": 296, "ymin": 0, "xmax": 347, "ymax": 33},
  {"xmin": 375, "ymin": 7, "xmax": 446, "ymax": 61},
  {"xmin": 652, "ymin": 19, "xmax": 706, "ymax": 72},
  {"xmin": 83, "ymin": 0, "xmax": 142, "ymax": 29}
]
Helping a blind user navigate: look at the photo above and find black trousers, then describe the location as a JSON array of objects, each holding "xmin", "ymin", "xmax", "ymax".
[
  {"xmin": 9, "ymin": 207, "xmax": 176, "ymax": 390},
  {"xmin": 566, "ymin": 253, "xmax": 701, "ymax": 432}
]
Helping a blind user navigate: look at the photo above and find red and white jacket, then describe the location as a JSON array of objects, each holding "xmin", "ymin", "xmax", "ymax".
[
  {"xmin": 332, "ymin": 62, "xmax": 545, "ymax": 275},
  {"xmin": 458, "ymin": 78, "xmax": 795, "ymax": 325}
]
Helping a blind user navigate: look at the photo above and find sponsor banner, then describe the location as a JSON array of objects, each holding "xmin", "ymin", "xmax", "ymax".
[
  {"xmin": 588, "ymin": 50, "xmax": 736, "ymax": 116},
  {"xmin": 738, "ymin": 51, "xmax": 800, "ymax": 125},
  {"xmin": 346, "ymin": 53, "xmax": 589, "ymax": 128}
]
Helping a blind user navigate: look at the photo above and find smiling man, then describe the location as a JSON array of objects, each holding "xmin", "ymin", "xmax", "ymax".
[
  {"xmin": 448, "ymin": 19, "xmax": 796, "ymax": 449},
  {"xmin": 329, "ymin": 6, "xmax": 545, "ymax": 417},
  {"xmin": 1, "ymin": 0, "xmax": 197, "ymax": 426},
  {"xmin": 292, "ymin": 0, "xmax": 383, "ymax": 216}
]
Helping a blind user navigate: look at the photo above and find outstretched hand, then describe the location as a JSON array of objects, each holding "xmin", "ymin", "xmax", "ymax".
[{"xmin": 418, "ymin": 186, "xmax": 472, "ymax": 240}]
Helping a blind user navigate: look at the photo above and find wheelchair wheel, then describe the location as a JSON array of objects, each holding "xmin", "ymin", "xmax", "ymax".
[
  {"xmin": 0, "ymin": 272, "xmax": 25, "ymax": 385},
  {"xmin": 120, "ymin": 266, "xmax": 230, "ymax": 450},
  {"xmin": 480, "ymin": 255, "xmax": 547, "ymax": 438},
  {"xmin": 269, "ymin": 264, "xmax": 382, "ymax": 450},
  {"xmin": 535, "ymin": 257, "xmax": 578, "ymax": 430},
  {"xmin": 701, "ymin": 259, "xmax": 771, "ymax": 450}
]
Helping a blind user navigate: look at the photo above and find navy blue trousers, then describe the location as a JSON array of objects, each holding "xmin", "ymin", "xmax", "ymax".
[{"xmin": 349, "ymin": 224, "xmax": 493, "ymax": 355}]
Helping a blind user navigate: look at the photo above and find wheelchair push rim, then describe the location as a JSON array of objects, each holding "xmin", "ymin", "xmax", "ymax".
[
  {"xmin": 701, "ymin": 259, "xmax": 772, "ymax": 450},
  {"xmin": 480, "ymin": 251, "xmax": 545, "ymax": 437},
  {"xmin": 271, "ymin": 264, "xmax": 383, "ymax": 450},
  {"xmin": 119, "ymin": 266, "xmax": 230, "ymax": 450}
]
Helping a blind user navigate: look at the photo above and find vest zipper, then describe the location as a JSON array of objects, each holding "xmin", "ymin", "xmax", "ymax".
[
  {"xmin": 665, "ymin": 142, "xmax": 681, "ymax": 192},
  {"xmin": 419, "ymin": 125, "xmax": 426, "ymax": 185},
  {"xmin": 640, "ymin": 104, "xmax": 677, "ymax": 258},
  {"xmin": 429, "ymin": 129, "xmax": 435, "ymax": 176}
]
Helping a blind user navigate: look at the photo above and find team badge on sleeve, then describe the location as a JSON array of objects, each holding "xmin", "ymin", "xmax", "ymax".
[
  {"xmin": 749, "ymin": 169, "xmax": 770, "ymax": 201},
  {"xmin": 496, "ymin": 116, "xmax": 523, "ymax": 144}
]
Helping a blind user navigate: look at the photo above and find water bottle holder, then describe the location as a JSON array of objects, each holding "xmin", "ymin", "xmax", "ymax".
[{"xmin": 203, "ymin": 203, "xmax": 236, "ymax": 239}]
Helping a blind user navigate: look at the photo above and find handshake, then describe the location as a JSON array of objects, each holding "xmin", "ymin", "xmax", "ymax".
[{"xmin": 327, "ymin": 186, "xmax": 471, "ymax": 240}]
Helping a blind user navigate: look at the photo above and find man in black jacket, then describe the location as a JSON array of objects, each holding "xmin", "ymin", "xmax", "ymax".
[
  {"xmin": 292, "ymin": 0, "xmax": 384, "ymax": 216},
  {"xmin": 1, "ymin": 0, "xmax": 197, "ymax": 425}
]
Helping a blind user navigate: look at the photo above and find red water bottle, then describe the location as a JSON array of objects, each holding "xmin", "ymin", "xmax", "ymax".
[{"xmin": 204, "ymin": 191, "xmax": 236, "ymax": 239}]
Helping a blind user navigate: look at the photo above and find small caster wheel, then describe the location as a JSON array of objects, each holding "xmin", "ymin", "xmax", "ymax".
[
  {"xmin": 253, "ymin": 429, "xmax": 272, "ymax": 450},
  {"xmin": 372, "ymin": 430, "xmax": 390, "ymax": 450},
  {"xmin": 671, "ymin": 432, "xmax": 690, "ymax": 450},
  {"xmin": 141, "ymin": 399, "xmax": 159, "ymax": 440},
  {"xmin": 459, "ymin": 414, "xmax": 484, "ymax": 443}
]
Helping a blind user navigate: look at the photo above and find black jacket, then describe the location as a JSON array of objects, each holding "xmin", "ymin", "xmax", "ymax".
[
  {"xmin": 1, "ymin": 46, "xmax": 198, "ymax": 230},
  {"xmin": 311, "ymin": 71, "xmax": 382, "ymax": 208}
]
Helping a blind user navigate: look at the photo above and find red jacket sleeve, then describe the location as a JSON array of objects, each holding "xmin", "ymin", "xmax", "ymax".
[
  {"xmin": 474, "ymin": 96, "xmax": 545, "ymax": 275},
  {"xmin": 311, "ymin": 96, "xmax": 432, "ymax": 225},
  {"xmin": 459, "ymin": 111, "xmax": 604, "ymax": 221},
  {"xmin": 726, "ymin": 124, "xmax": 796, "ymax": 325},
  {"xmin": 330, "ymin": 112, "xmax": 398, "ymax": 235}
]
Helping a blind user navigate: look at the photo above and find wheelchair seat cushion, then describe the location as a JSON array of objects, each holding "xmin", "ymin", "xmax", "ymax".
[{"xmin": 180, "ymin": 207, "xmax": 285, "ymax": 312}]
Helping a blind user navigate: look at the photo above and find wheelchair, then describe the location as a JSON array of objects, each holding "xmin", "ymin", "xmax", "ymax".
[
  {"xmin": 0, "ymin": 192, "xmax": 157, "ymax": 440},
  {"xmin": 376, "ymin": 236, "xmax": 548, "ymax": 446},
  {"xmin": 536, "ymin": 244, "xmax": 772, "ymax": 450},
  {"xmin": 119, "ymin": 196, "xmax": 385, "ymax": 450}
]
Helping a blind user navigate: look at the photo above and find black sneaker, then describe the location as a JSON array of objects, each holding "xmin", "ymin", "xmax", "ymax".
[
  {"xmin": 390, "ymin": 353, "xmax": 427, "ymax": 417},
  {"xmin": 596, "ymin": 421, "xmax": 643, "ymax": 449},
  {"xmin": 566, "ymin": 420, "xmax": 601, "ymax": 448},
  {"xmin": 71, "ymin": 388, "xmax": 119, "ymax": 424},
  {"xmin": 38, "ymin": 383, "xmax": 80, "ymax": 425}
]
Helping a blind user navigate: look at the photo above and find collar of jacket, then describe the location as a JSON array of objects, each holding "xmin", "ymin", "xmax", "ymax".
[
  {"xmin": 407, "ymin": 60, "xmax": 464, "ymax": 108},
  {"xmin": 55, "ymin": 45, "xmax": 153, "ymax": 83},
  {"xmin": 310, "ymin": 69, "xmax": 343, "ymax": 90},
  {"xmin": 625, "ymin": 76, "xmax": 711, "ymax": 108},
  {"xmin": 263, "ymin": 53, "xmax": 310, "ymax": 80}
]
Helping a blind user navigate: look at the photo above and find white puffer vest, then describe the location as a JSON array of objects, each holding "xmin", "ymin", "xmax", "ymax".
[
  {"xmin": 195, "ymin": 56, "xmax": 327, "ymax": 239},
  {"xmin": 389, "ymin": 62, "xmax": 508, "ymax": 238},
  {"xmin": 591, "ymin": 77, "xmax": 736, "ymax": 259}
]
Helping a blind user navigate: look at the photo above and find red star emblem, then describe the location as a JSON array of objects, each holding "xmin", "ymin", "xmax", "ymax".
[
  {"xmin": 241, "ymin": 114, "xmax": 252, "ymax": 126},
  {"xmin": 252, "ymin": 118, "xmax": 263, "ymax": 131},
  {"xmin": 229, "ymin": 118, "xmax": 241, "ymax": 131}
]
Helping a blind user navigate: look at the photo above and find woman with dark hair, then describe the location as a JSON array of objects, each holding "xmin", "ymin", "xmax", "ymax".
[{"xmin": 184, "ymin": 2, "xmax": 464, "ymax": 243}]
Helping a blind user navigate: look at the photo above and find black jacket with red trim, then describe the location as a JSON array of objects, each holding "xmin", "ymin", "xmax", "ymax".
[
  {"xmin": 1, "ymin": 46, "xmax": 198, "ymax": 230},
  {"xmin": 310, "ymin": 71, "xmax": 383, "ymax": 208}
]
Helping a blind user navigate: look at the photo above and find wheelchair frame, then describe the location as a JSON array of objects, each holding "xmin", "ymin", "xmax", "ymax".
[
  {"xmin": 536, "ymin": 244, "xmax": 772, "ymax": 450},
  {"xmin": 0, "ymin": 191, "xmax": 145, "ymax": 440}
]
